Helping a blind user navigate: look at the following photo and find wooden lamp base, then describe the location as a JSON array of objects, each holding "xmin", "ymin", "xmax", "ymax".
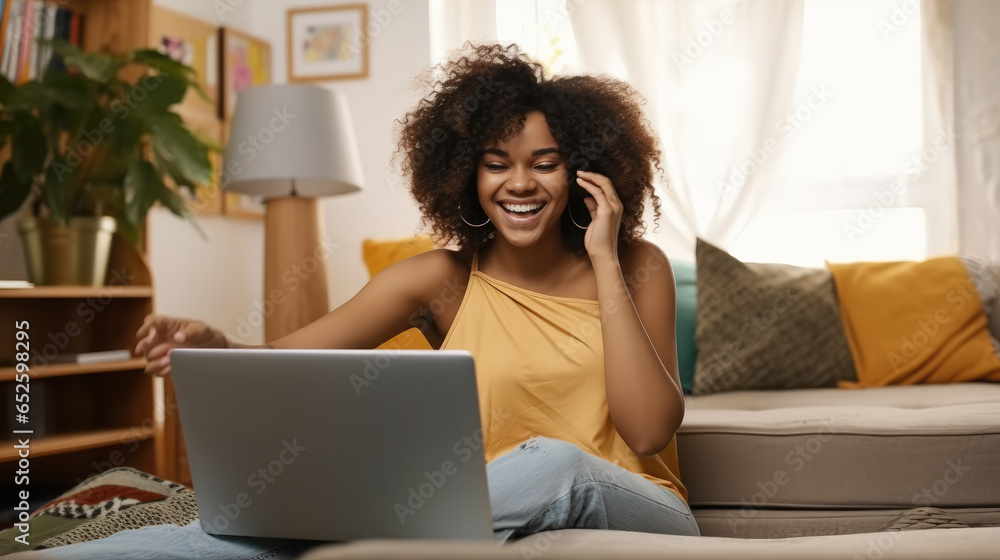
[{"xmin": 263, "ymin": 196, "xmax": 331, "ymax": 342}]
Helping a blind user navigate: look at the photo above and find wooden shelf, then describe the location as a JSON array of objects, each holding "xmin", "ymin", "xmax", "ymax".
[
  {"xmin": 0, "ymin": 286, "xmax": 153, "ymax": 299},
  {"xmin": 0, "ymin": 359, "xmax": 147, "ymax": 382},
  {"xmin": 0, "ymin": 426, "xmax": 156, "ymax": 462}
]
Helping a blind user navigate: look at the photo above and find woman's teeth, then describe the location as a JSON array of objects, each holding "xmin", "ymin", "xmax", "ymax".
[{"xmin": 501, "ymin": 202, "xmax": 545, "ymax": 214}]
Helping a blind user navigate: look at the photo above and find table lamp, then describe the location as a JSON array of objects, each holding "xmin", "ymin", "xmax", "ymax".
[{"xmin": 224, "ymin": 84, "xmax": 364, "ymax": 341}]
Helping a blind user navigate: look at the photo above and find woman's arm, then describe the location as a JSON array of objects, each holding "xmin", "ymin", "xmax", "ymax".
[
  {"xmin": 574, "ymin": 169, "xmax": 684, "ymax": 456},
  {"xmin": 268, "ymin": 249, "xmax": 457, "ymax": 350},
  {"xmin": 594, "ymin": 241, "xmax": 685, "ymax": 456},
  {"xmin": 136, "ymin": 249, "xmax": 459, "ymax": 375}
]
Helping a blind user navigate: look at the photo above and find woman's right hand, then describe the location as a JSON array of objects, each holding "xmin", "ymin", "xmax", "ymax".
[{"xmin": 134, "ymin": 314, "xmax": 229, "ymax": 377}]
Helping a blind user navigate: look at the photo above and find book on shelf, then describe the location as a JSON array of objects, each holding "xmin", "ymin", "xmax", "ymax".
[
  {"xmin": 0, "ymin": 0, "xmax": 83, "ymax": 83},
  {"xmin": 48, "ymin": 349, "xmax": 134, "ymax": 365},
  {"xmin": 0, "ymin": 279, "xmax": 34, "ymax": 289}
]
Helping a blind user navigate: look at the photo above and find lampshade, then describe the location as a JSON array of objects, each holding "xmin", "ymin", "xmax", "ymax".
[{"xmin": 224, "ymin": 84, "xmax": 365, "ymax": 199}]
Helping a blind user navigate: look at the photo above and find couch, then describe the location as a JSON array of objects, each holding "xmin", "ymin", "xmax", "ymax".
[{"xmin": 284, "ymin": 382, "xmax": 1000, "ymax": 559}]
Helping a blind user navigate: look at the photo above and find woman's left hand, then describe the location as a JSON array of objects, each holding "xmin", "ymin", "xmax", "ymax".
[{"xmin": 575, "ymin": 170, "xmax": 623, "ymax": 264}]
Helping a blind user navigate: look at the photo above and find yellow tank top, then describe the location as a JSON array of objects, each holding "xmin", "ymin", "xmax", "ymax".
[{"xmin": 441, "ymin": 250, "xmax": 688, "ymax": 502}]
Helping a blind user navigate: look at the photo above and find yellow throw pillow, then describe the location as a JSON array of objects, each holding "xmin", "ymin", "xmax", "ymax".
[
  {"xmin": 361, "ymin": 237, "xmax": 438, "ymax": 350},
  {"xmin": 828, "ymin": 257, "xmax": 1000, "ymax": 387}
]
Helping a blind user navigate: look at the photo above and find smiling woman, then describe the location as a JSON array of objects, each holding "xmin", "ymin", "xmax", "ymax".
[{"xmin": 102, "ymin": 41, "xmax": 696, "ymax": 558}]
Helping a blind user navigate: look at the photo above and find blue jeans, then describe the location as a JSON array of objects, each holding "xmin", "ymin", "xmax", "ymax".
[{"xmin": 10, "ymin": 437, "xmax": 699, "ymax": 559}]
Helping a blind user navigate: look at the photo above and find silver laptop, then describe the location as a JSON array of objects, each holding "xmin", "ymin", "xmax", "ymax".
[{"xmin": 169, "ymin": 348, "xmax": 493, "ymax": 541}]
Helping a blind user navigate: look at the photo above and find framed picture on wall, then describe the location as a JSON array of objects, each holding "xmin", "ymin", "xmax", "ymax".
[
  {"xmin": 219, "ymin": 26, "xmax": 272, "ymax": 121},
  {"xmin": 287, "ymin": 4, "xmax": 370, "ymax": 82},
  {"xmin": 149, "ymin": 6, "xmax": 219, "ymax": 121},
  {"xmin": 219, "ymin": 27, "xmax": 271, "ymax": 218}
]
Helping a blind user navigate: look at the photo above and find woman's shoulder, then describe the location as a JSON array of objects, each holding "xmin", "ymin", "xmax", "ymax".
[
  {"xmin": 374, "ymin": 247, "xmax": 472, "ymax": 299},
  {"xmin": 619, "ymin": 239, "xmax": 675, "ymax": 292}
]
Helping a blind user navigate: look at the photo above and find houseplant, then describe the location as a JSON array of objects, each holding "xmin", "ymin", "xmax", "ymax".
[{"xmin": 0, "ymin": 40, "xmax": 219, "ymax": 285}]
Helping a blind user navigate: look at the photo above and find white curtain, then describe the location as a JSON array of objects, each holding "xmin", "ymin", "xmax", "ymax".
[
  {"xmin": 918, "ymin": 0, "xmax": 959, "ymax": 257},
  {"xmin": 944, "ymin": 0, "xmax": 1000, "ymax": 260},
  {"xmin": 568, "ymin": 0, "xmax": 804, "ymax": 261}
]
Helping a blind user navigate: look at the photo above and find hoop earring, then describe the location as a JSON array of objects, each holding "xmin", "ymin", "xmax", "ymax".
[
  {"xmin": 459, "ymin": 202, "xmax": 490, "ymax": 228},
  {"xmin": 568, "ymin": 202, "xmax": 590, "ymax": 230}
]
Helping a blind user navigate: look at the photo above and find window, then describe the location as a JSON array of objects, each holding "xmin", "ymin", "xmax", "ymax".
[{"xmin": 728, "ymin": 0, "xmax": 925, "ymax": 265}]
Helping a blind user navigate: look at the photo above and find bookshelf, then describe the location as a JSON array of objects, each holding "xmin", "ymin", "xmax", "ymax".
[{"xmin": 0, "ymin": 234, "xmax": 169, "ymax": 493}]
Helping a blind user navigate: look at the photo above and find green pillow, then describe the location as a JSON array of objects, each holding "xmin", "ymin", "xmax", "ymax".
[{"xmin": 672, "ymin": 260, "xmax": 697, "ymax": 394}]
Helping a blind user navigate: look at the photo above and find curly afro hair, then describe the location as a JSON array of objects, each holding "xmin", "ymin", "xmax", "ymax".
[{"xmin": 393, "ymin": 42, "xmax": 664, "ymax": 258}]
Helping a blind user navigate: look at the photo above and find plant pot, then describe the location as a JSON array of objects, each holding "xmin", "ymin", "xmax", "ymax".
[{"xmin": 17, "ymin": 216, "xmax": 118, "ymax": 286}]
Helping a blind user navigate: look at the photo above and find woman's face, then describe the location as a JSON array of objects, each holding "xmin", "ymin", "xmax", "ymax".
[{"xmin": 475, "ymin": 110, "xmax": 569, "ymax": 248}]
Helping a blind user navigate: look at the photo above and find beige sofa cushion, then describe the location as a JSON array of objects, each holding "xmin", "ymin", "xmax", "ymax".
[
  {"xmin": 678, "ymin": 383, "xmax": 1000, "ymax": 508},
  {"xmin": 299, "ymin": 527, "xmax": 1000, "ymax": 559},
  {"xmin": 693, "ymin": 506, "xmax": 1000, "ymax": 539}
]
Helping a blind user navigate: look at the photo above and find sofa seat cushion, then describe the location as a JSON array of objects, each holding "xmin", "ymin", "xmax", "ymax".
[
  {"xmin": 677, "ymin": 383, "xmax": 1000, "ymax": 508},
  {"xmin": 299, "ymin": 527, "xmax": 1000, "ymax": 560},
  {"xmin": 692, "ymin": 506, "xmax": 1000, "ymax": 539}
]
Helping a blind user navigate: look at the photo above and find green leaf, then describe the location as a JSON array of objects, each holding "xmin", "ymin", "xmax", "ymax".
[
  {"xmin": 11, "ymin": 113, "xmax": 48, "ymax": 184},
  {"xmin": 153, "ymin": 148, "xmax": 196, "ymax": 193},
  {"xmin": 40, "ymin": 72, "xmax": 93, "ymax": 109},
  {"xmin": 123, "ymin": 158, "xmax": 204, "ymax": 242},
  {"xmin": 137, "ymin": 72, "xmax": 188, "ymax": 111},
  {"xmin": 123, "ymin": 159, "xmax": 161, "ymax": 228},
  {"xmin": 44, "ymin": 40, "xmax": 118, "ymax": 84},
  {"xmin": 147, "ymin": 113, "xmax": 212, "ymax": 186},
  {"xmin": 129, "ymin": 49, "xmax": 214, "ymax": 104},
  {"xmin": 0, "ymin": 74, "xmax": 15, "ymax": 105},
  {"xmin": 42, "ymin": 161, "xmax": 72, "ymax": 224},
  {"xmin": 159, "ymin": 182, "xmax": 206, "ymax": 241},
  {"xmin": 0, "ymin": 161, "xmax": 33, "ymax": 222},
  {"xmin": 0, "ymin": 119, "xmax": 13, "ymax": 140},
  {"xmin": 129, "ymin": 49, "xmax": 198, "ymax": 79}
]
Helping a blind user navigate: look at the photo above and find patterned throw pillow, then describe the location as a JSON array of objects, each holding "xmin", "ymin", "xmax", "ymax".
[
  {"xmin": 693, "ymin": 238, "xmax": 857, "ymax": 395},
  {"xmin": 962, "ymin": 256, "xmax": 1000, "ymax": 356}
]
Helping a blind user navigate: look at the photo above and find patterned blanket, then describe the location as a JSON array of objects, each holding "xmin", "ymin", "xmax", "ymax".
[{"xmin": 0, "ymin": 467, "xmax": 197, "ymax": 556}]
